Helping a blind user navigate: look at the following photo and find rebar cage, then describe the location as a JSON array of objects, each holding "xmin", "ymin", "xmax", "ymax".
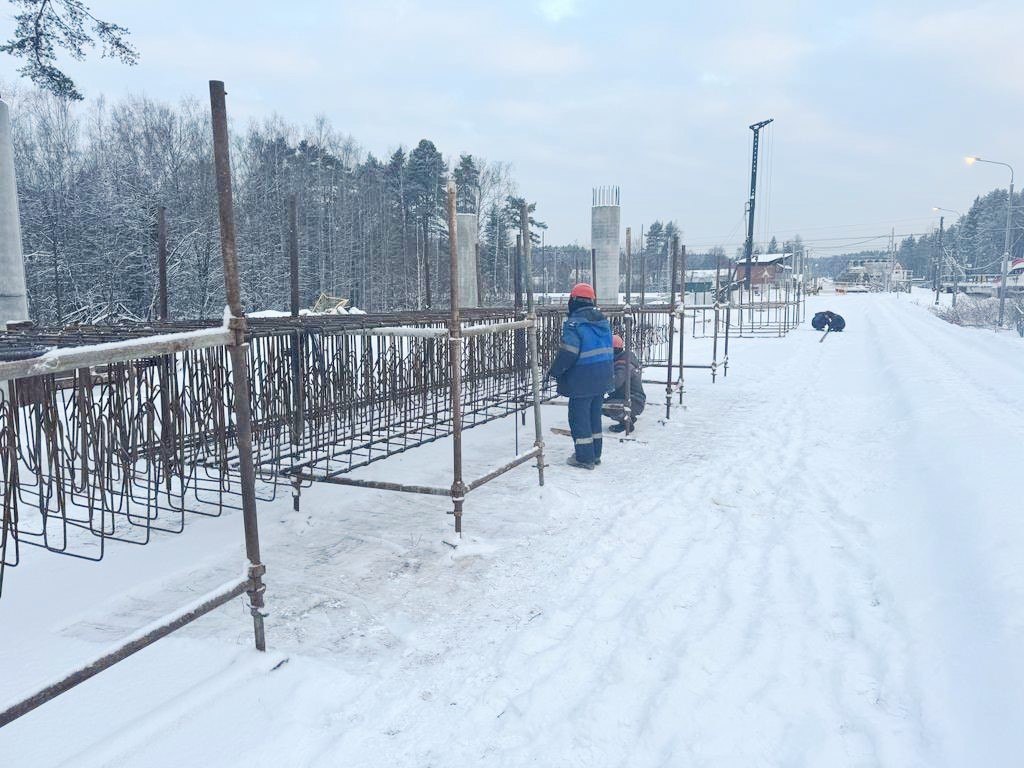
[{"xmin": 0, "ymin": 305, "xmax": 679, "ymax": 599}]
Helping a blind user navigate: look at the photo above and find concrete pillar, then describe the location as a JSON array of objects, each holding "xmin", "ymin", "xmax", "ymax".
[
  {"xmin": 455, "ymin": 212, "xmax": 479, "ymax": 308},
  {"xmin": 591, "ymin": 186, "xmax": 620, "ymax": 307},
  {"xmin": 0, "ymin": 99, "xmax": 29, "ymax": 327}
]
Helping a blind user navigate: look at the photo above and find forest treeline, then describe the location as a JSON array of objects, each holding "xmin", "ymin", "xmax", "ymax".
[
  {"xmin": 8, "ymin": 86, "xmax": 537, "ymax": 322},
  {"xmin": 8, "ymin": 87, "xmax": 713, "ymax": 322},
  {"xmin": 811, "ymin": 188, "xmax": 1023, "ymax": 280}
]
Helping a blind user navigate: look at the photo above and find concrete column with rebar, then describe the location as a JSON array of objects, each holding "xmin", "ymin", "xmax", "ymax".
[
  {"xmin": 591, "ymin": 186, "xmax": 621, "ymax": 307},
  {"xmin": 455, "ymin": 212, "xmax": 479, "ymax": 308}
]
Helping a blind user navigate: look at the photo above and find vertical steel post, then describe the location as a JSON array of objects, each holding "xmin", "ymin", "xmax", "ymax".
[
  {"xmin": 209, "ymin": 80, "xmax": 266, "ymax": 652},
  {"xmin": 713, "ymin": 255, "xmax": 721, "ymax": 381},
  {"xmin": 625, "ymin": 226, "xmax": 632, "ymax": 305},
  {"xmin": 513, "ymin": 234, "xmax": 525, "ymax": 372},
  {"xmin": 591, "ymin": 248, "xmax": 597, "ymax": 297},
  {"xmin": 723, "ymin": 258, "xmax": 731, "ymax": 377},
  {"xmin": 678, "ymin": 244, "xmax": 686, "ymax": 401},
  {"xmin": 447, "ymin": 181, "xmax": 467, "ymax": 534},
  {"xmin": 288, "ymin": 193, "xmax": 303, "ymax": 511},
  {"xmin": 623, "ymin": 308, "xmax": 634, "ymax": 434},
  {"xmin": 935, "ymin": 216, "xmax": 943, "ymax": 306},
  {"xmin": 665, "ymin": 236, "xmax": 679, "ymax": 420},
  {"xmin": 639, "ymin": 227, "xmax": 647, "ymax": 307},
  {"xmin": 520, "ymin": 201, "xmax": 546, "ymax": 484},
  {"xmin": 289, "ymin": 194, "xmax": 300, "ymax": 317},
  {"xmin": 157, "ymin": 206, "xmax": 168, "ymax": 321},
  {"xmin": 514, "ymin": 235, "xmax": 523, "ymax": 313}
]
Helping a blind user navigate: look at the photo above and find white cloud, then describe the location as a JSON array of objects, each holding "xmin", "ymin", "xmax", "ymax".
[{"xmin": 537, "ymin": 0, "xmax": 582, "ymax": 23}]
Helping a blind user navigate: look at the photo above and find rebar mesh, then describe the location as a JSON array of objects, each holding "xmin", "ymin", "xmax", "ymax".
[{"xmin": 0, "ymin": 306, "xmax": 671, "ymax": 598}]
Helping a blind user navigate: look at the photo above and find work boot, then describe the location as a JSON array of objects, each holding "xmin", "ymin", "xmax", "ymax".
[
  {"xmin": 608, "ymin": 422, "xmax": 627, "ymax": 433},
  {"xmin": 566, "ymin": 454, "xmax": 595, "ymax": 470}
]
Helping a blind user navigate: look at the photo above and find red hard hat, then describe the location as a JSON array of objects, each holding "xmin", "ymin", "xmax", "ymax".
[
  {"xmin": 569, "ymin": 283, "xmax": 596, "ymax": 300},
  {"xmin": 612, "ymin": 334, "xmax": 624, "ymax": 350}
]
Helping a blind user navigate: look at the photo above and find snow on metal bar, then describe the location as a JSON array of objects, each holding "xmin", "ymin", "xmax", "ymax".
[
  {"xmin": 0, "ymin": 571, "xmax": 251, "ymax": 727},
  {"xmin": 349, "ymin": 326, "xmax": 448, "ymax": 338},
  {"xmin": 460, "ymin": 318, "xmax": 534, "ymax": 337},
  {"xmin": 0, "ymin": 325, "xmax": 233, "ymax": 380}
]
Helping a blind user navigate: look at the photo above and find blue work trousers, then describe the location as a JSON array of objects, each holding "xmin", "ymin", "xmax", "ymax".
[{"xmin": 568, "ymin": 395, "xmax": 604, "ymax": 464}]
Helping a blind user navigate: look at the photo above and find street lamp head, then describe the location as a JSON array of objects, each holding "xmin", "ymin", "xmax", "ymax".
[
  {"xmin": 932, "ymin": 206, "xmax": 940, "ymax": 212},
  {"xmin": 965, "ymin": 156, "xmax": 980, "ymax": 165}
]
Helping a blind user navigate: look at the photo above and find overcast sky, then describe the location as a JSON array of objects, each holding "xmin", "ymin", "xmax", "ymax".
[{"xmin": 2, "ymin": 0, "xmax": 1021, "ymax": 253}]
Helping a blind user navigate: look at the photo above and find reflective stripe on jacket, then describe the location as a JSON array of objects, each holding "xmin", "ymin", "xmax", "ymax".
[{"xmin": 547, "ymin": 306, "xmax": 614, "ymax": 397}]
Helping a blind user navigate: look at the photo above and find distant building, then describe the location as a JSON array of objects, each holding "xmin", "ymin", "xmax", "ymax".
[
  {"xmin": 836, "ymin": 258, "xmax": 911, "ymax": 291},
  {"xmin": 683, "ymin": 268, "xmax": 721, "ymax": 293},
  {"xmin": 733, "ymin": 253, "xmax": 791, "ymax": 284}
]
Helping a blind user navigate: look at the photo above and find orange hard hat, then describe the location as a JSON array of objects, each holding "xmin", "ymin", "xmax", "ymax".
[
  {"xmin": 569, "ymin": 283, "xmax": 596, "ymax": 300},
  {"xmin": 612, "ymin": 334, "xmax": 624, "ymax": 350}
]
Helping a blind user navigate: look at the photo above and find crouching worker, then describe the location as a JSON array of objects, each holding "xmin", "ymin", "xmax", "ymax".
[
  {"xmin": 547, "ymin": 283, "xmax": 614, "ymax": 470},
  {"xmin": 812, "ymin": 310, "xmax": 846, "ymax": 332},
  {"xmin": 602, "ymin": 334, "xmax": 646, "ymax": 433}
]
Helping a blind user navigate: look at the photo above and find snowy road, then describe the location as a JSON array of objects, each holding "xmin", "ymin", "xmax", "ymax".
[{"xmin": 2, "ymin": 293, "xmax": 1022, "ymax": 766}]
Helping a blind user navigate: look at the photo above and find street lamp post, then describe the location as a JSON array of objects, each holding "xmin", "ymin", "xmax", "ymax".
[
  {"xmin": 966, "ymin": 156, "xmax": 1014, "ymax": 325},
  {"xmin": 933, "ymin": 206, "xmax": 964, "ymax": 306}
]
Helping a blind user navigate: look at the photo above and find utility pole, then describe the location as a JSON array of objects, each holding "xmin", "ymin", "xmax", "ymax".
[
  {"xmin": 965, "ymin": 157, "xmax": 1014, "ymax": 326},
  {"xmin": 935, "ymin": 216, "xmax": 943, "ymax": 305},
  {"xmin": 999, "ymin": 179, "xmax": 1014, "ymax": 326},
  {"xmin": 888, "ymin": 227, "xmax": 895, "ymax": 292},
  {"xmin": 743, "ymin": 118, "xmax": 774, "ymax": 291}
]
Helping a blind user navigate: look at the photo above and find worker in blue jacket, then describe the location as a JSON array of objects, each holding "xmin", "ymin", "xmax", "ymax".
[{"xmin": 547, "ymin": 283, "xmax": 614, "ymax": 469}]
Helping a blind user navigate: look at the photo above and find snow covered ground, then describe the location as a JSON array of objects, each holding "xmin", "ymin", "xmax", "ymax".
[{"xmin": 2, "ymin": 294, "xmax": 1023, "ymax": 766}]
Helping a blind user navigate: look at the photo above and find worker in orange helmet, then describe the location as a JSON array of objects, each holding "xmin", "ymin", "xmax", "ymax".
[{"xmin": 547, "ymin": 283, "xmax": 614, "ymax": 469}]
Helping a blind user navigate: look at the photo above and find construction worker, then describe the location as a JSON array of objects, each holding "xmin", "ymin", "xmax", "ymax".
[
  {"xmin": 547, "ymin": 283, "xmax": 614, "ymax": 469},
  {"xmin": 812, "ymin": 310, "xmax": 846, "ymax": 333},
  {"xmin": 602, "ymin": 333, "xmax": 646, "ymax": 432}
]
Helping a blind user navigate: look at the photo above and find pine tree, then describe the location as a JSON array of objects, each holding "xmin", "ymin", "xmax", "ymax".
[{"xmin": 2, "ymin": 0, "xmax": 139, "ymax": 100}]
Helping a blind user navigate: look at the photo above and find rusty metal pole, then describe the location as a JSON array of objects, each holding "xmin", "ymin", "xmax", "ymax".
[
  {"xmin": 513, "ymin": 234, "xmax": 525, "ymax": 373},
  {"xmin": 288, "ymin": 193, "xmax": 304, "ymax": 511},
  {"xmin": 723, "ymin": 257, "xmax": 732, "ymax": 377},
  {"xmin": 678, "ymin": 244, "xmax": 686, "ymax": 402},
  {"xmin": 590, "ymin": 248, "xmax": 597, "ymax": 296},
  {"xmin": 157, "ymin": 205, "xmax": 169, "ymax": 320},
  {"xmin": 447, "ymin": 181, "xmax": 466, "ymax": 534},
  {"xmin": 514, "ymin": 235, "xmax": 523, "ymax": 312},
  {"xmin": 664, "ymin": 236, "xmax": 679, "ymax": 420},
  {"xmin": 625, "ymin": 226, "xmax": 632, "ymax": 305},
  {"xmin": 519, "ymin": 201, "xmax": 546, "ymax": 484},
  {"xmin": 289, "ymin": 194, "xmax": 300, "ymax": 317},
  {"xmin": 639, "ymin": 247, "xmax": 647, "ymax": 307},
  {"xmin": 209, "ymin": 80, "xmax": 266, "ymax": 651},
  {"xmin": 623, "ymin": 308, "xmax": 634, "ymax": 434},
  {"xmin": 712, "ymin": 254, "xmax": 722, "ymax": 383}
]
